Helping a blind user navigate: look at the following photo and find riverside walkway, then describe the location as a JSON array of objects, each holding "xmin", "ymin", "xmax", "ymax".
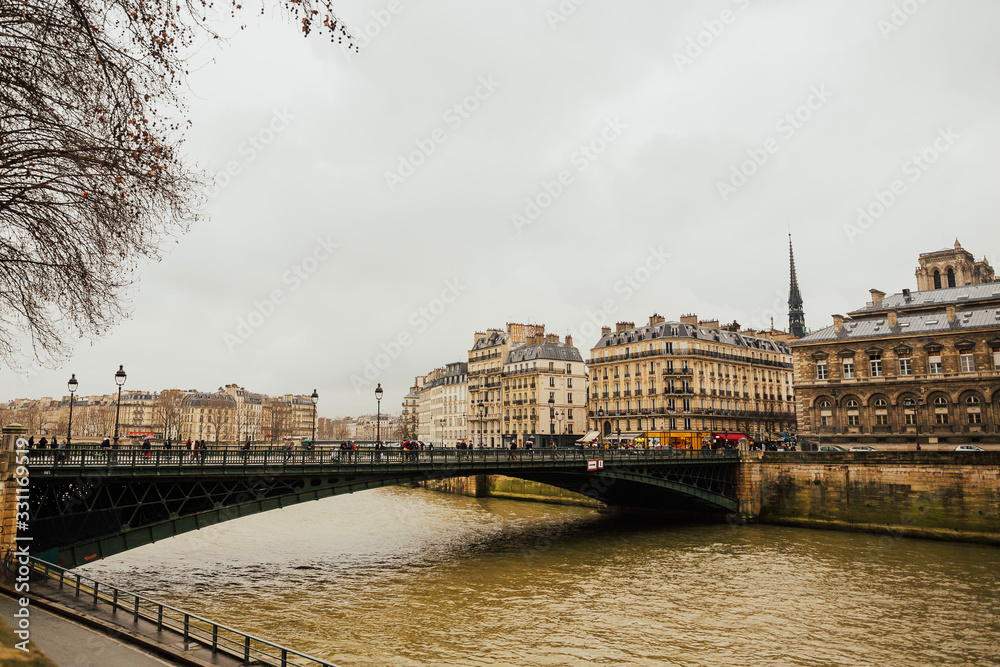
[{"xmin": 1, "ymin": 556, "xmax": 338, "ymax": 666}]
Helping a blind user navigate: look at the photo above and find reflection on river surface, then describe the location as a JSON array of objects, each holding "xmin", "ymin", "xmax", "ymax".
[{"xmin": 80, "ymin": 486, "xmax": 1000, "ymax": 666}]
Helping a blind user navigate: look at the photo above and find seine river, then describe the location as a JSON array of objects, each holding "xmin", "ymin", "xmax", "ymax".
[{"xmin": 79, "ymin": 486, "xmax": 1000, "ymax": 666}]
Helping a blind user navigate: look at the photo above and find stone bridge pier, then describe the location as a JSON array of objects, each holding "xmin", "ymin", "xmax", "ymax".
[{"xmin": 0, "ymin": 423, "xmax": 27, "ymax": 564}]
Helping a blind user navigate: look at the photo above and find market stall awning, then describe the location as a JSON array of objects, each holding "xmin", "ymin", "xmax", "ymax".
[{"xmin": 576, "ymin": 431, "xmax": 600, "ymax": 442}]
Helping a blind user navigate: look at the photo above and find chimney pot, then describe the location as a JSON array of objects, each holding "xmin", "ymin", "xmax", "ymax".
[{"xmin": 833, "ymin": 314, "xmax": 845, "ymax": 332}]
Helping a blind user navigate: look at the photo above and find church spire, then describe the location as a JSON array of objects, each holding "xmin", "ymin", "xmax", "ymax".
[{"xmin": 788, "ymin": 234, "xmax": 806, "ymax": 338}]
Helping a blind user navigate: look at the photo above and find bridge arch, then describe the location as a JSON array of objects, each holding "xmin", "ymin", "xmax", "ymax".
[{"xmin": 27, "ymin": 448, "xmax": 739, "ymax": 568}]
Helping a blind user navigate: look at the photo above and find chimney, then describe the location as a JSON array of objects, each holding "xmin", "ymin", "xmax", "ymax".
[
  {"xmin": 545, "ymin": 333, "xmax": 558, "ymax": 344},
  {"xmin": 902, "ymin": 288, "xmax": 912, "ymax": 300},
  {"xmin": 833, "ymin": 314, "xmax": 845, "ymax": 332},
  {"xmin": 680, "ymin": 313, "xmax": 698, "ymax": 326},
  {"xmin": 601, "ymin": 326, "xmax": 612, "ymax": 337},
  {"xmin": 474, "ymin": 331, "xmax": 487, "ymax": 345},
  {"xmin": 947, "ymin": 305, "xmax": 957, "ymax": 323},
  {"xmin": 699, "ymin": 319, "xmax": 720, "ymax": 330},
  {"xmin": 887, "ymin": 311, "xmax": 898, "ymax": 327},
  {"xmin": 870, "ymin": 289, "xmax": 886, "ymax": 304},
  {"xmin": 615, "ymin": 321, "xmax": 634, "ymax": 332},
  {"xmin": 565, "ymin": 334, "xmax": 573, "ymax": 347},
  {"xmin": 648, "ymin": 313, "xmax": 665, "ymax": 326}
]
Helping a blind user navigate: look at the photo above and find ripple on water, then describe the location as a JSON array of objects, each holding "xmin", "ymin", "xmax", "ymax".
[{"xmin": 78, "ymin": 487, "xmax": 1000, "ymax": 666}]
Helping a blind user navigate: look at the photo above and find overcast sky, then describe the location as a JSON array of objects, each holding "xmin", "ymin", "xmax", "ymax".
[{"xmin": 3, "ymin": 0, "xmax": 999, "ymax": 417}]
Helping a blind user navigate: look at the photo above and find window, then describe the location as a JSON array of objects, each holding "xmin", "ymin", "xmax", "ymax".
[
  {"xmin": 870, "ymin": 354, "xmax": 883, "ymax": 377},
  {"xmin": 966, "ymin": 396, "xmax": 982, "ymax": 424},
  {"xmin": 929, "ymin": 355, "xmax": 943, "ymax": 374},
  {"xmin": 843, "ymin": 359, "xmax": 855, "ymax": 379},
  {"xmin": 549, "ymin": 377, "xmax": 555, "ymax": 387},
  {"xmin": 875, "ymin": 414, "xmax": 889, "ymax": 426},
  {"xmin": 848, "ymin": 414, "xmax": 860, "ymax": 426},
  {"xmin": 548, "ymin": 362, "xmax": 554, "ymax": 371},
  {"xmin": 683, "ymin": 418, "xmax": 691, "ymax": 430},
  {"xmin": 994, "ymin": 347, "xmax": 1000, "ymax": 370},
  {"xmin": 567, "ymin": 378, "xmax": 573, "ymax": 388},
  {"xmin": 903, "ymin": 398, "xmax": 917, "ymax": 426},
  {"xmin": 567, "ymin": 393, "xmax": 573, "ymax": 403},
  {"xmin": 816, "ymin": 362, "xmax": 828, "ymax": 380},
  {"xmin": 566, "ymin": 363, "xmax": 572, "ymax": 373},
  {"xmin": 947, "ymin": 268, "xmax": 956, "ymax": 288},
  {"xmin": 933, "ymin": 396, "xmax": 949, "ymax": 425},
  {"xmin": 934, "ymin": 270, "xmax": 942, "ymax": 289},
  {"xmin": 899, "ymin": 357, "xmax": 912, "ymax": 376},
  {"xmin": 960, "ymin": 353, "xmax": 975, "ymax": 373}
]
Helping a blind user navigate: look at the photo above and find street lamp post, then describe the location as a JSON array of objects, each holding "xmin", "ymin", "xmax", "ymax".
[
  {"xmin": 548, "ymin": 395, "xmax": 555, "ymax": 446},
  {"xmin": 478, "ymin": 400, "xmax": 484, "ymax": 448},
  {"xmin": 67, "ymin": 374, "xmax": 78, "ymax": 445},
  {"xmin": 113, "ymin": 365, "xmax": 126, "ymax": 446},
  {"xmin": 311, "ymin": 389, "xmax": 319, "ymax": 443},
  {"xmin": 375, "ymin": 383, "xmax": 383, "ymax": 444}
]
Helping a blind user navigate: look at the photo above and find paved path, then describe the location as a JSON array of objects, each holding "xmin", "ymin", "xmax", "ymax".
[{"xmin": 0, "ymin": 590, "xmax": 173, "ymax": 666}]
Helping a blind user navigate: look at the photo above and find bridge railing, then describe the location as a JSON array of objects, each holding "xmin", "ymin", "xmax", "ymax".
[
  {"xmin": 25, "ymin": 445, "xmax": 739, "ymax": 471},
  {"xmin": 18, "ymin": 554, "xmax": 340, "ymax": 667}
]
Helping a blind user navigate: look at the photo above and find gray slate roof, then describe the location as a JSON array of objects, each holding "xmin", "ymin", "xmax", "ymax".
[
  {"xmin": 849, "ymin": 282, "xmax": 1000, "ymax": 315},
  {"xmin": 795, "ymin": 306, "xmax": 1000, "ymax": 344},
  {"xmin": 592, "ymin": 321, "xmax": 790, "ymax": 355},
  {"xmin": 472, "ymin": 331, "xmax": 506, "ymax": 350},
  {"xmin": 506, "ymin": 342, "xmax": 583, "ymax": 364}
]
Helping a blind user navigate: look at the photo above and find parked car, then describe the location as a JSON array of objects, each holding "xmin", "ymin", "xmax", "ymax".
[
  {"xmin": 955, "ymin": 445, "xmax": 986, "ymax": 452},
  {"xmin": 818, "ymin": 445, "xmax": 848, "ymax": 452},
  {"xmin": 849, "ymin": 445, "xmax": 876, "ymax": 452}
]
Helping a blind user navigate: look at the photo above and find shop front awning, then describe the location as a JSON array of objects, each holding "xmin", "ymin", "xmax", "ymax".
[
  {"xmin": 612, "ymin": 432, "xmax": 642, "ymax": 440},
  {"xmin": 712, "ymin": 432, "xmax": 749, "ymax": 442},
  {"xmin": 577, "ymin": 431, "xmax": 600, "ymax": 442}
]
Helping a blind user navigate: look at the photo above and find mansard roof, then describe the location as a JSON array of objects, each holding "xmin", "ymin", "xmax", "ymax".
[
  {"xmin": 794, "ymin": 306, "xmax": 1000, "ymax": 344},
  {"xmin": 592, "ymin": 321, "xmax": 790, "ymax": 355},
  {"xmin": 849, "ymin": 283, "xmax": 1000, "ymax": 316},
  {"xmin": 506, "ymin": 342, "xmax": 583, "ymax": 364}
]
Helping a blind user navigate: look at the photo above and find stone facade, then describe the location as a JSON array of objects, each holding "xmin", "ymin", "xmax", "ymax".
[
  {"xmin": 414, "ymin": 361, "xmax": 468, "ymax": 446},
  {"xmin": 915, "ymin": 239, "xmax": 995, "ymax": 291},
  {"xmin": 586, "ymin": 314, "xmax": 796, "ymax": 446},
  {"xmin": 467, "ymin": 323, "xmax": 535, "ymax": 447},
  {"xmin": 502, "ymin": 332, "xmax": 587, "ymax": 447},
  {"xmin": 792, "ymin": 244, "xmax": 1000, "ymax": 447}
]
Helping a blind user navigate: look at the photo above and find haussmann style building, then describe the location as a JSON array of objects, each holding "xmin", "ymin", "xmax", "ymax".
[
  {"xmin": 791, "ymin": 241, "xmax": 1000, "ymax": 448},
  {"xmin": 585, "ymin": 314, "xmax": 796, "ymax": 448}
]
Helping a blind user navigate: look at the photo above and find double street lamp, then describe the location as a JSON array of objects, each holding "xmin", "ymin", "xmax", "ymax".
[
  {"xmin": 67, "ymin": 374, "xmax": 78, "ymax": 445},
  {"xmin": 375, "ymin": 383, "xmax": 383, "ymax": 443},
  {"xmin": 548, "ymin": 395, "xmax": 555, "ymax": 443},
  {"xmin": 311, "ymin": 389, "xmax": 319, "ymax": 443},
  {"xmin": 113, "ymin": 365, "xmax": 126, "ymax": 445}
]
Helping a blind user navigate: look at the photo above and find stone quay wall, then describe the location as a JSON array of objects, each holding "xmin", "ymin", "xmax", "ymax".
[
  {"xmin": 421, "ymin": 475, "xmax": 600, "ymax": 507},
  {"xmin": 740, "ymin": 451, "xmax": 1000, "ymax": 544}
]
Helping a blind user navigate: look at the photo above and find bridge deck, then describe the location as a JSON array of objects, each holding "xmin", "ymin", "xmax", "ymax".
[{"xmin": 28, "ymin": 446, "xmax": 739, "ymax": 477}]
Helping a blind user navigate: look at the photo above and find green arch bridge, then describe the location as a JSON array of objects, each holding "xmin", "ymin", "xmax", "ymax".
[{"xmin": 27, "ymin": 447, "xmax": 740, "ymax": 568}]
